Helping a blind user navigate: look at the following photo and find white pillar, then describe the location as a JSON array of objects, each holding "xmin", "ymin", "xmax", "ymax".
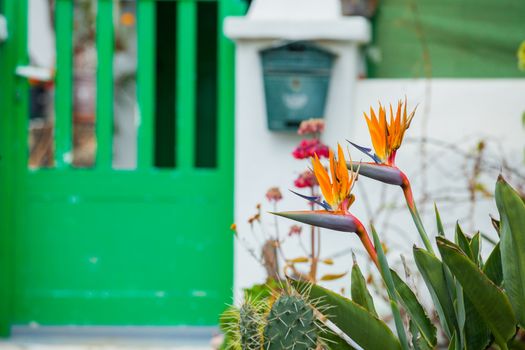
[{"xmin": 224, "ymin": 0, "xmax": 371, "ymax": 297}]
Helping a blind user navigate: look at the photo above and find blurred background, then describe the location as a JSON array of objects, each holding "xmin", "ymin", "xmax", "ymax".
[{"xmin": 0, "ymin": 0, "xmax": 524, "ymax": 348}]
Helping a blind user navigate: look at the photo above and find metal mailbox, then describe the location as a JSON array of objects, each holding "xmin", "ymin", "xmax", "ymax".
[{"xmin": 260, "ymin": 41, "xmax": 335, "ymax": 131}]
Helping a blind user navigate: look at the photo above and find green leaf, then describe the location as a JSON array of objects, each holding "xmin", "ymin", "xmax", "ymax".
[
  {"xmin": 391, "ymin": 270, "xmax": 437, "ymax": 348},
  {"xmin": 469, "ymin": 232, "xmax": 482, "ymax": 266},
  {"xmin": 495, "ymin": 176, "xmax": 525, "ymax": 327},
  {"xmin": 323, "ymin": 329, "xmax": 357, "ymax": 350},
  {"xmin": 447, "ymin": 332, "xmax": 460, "ymax": 350},
  {"xmin": 463, "ymin": 295, "xmax": 491, "ymax": 350},
  {"xmin": 409, "ymin": 320, "xmax": 433, "ymax": 350},
  {"xmin": 483, "ymin": 243, "xmax": 503, "ymax": 286},
  {"xmin": 437, "ymin": 237, "xmax": 517, "ymax": 349},
  {"xmin": 455, "ymin": 223, "xmax": 474, "ymax": 261},
  {"xmin": 413, "ymin": 247, "xmax": 458, "ymax": 339},
  {"xmin": 453, "ymin": 280, "xmax": 465, "ymax": 349},
  {"xmin": 291, "ymin": 280, "xmax": 402, "ymax": 350},
  {"xmin": 370, "ymin": 226, "xmax": 409, "ymax": 350},
  {"xmin": 351, "ymin": 262, "xmax": 378, "ymax": 317},
  {"xmin": 434, "ymin": 204, "xmax": 445, "ymax": 237}
]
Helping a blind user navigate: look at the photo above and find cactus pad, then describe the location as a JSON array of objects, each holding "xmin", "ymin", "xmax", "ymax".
[
  {"xmin": 239, "ymin": 302, "xmax": 264, "ymax": 350},
  {"xmin": 263, "ymin": 295, "xmax": 318, "ymax": 350}
]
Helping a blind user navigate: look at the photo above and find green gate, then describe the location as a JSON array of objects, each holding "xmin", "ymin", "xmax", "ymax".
[{"xmin": 0, "ymin": 0, "xmax": 245, "ymax": 336}]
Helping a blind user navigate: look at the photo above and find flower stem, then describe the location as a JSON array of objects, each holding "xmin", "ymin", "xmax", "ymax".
[
  {"xmin": 309, "ymin": 186, "xmax": 318, "ymax": 281},
  {"xmin": 354, "ymin": 220, "xmax": 379, "ymax": 268},
  {"xmin": 401, "ymin": 176, "xmax": 435, "ymax": 253}
]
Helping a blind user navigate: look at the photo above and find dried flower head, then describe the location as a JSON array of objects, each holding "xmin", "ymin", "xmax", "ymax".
[
  {"xmin": 288, "ymin": 225, "xmax": 303, "ymax": 237},
  {"xmin": 248, "ymin": 213, "xmax": 261, "ymax": 226},
  {"xmin": 265, "ymin": 187, "xmax": 283, "ymax": 202}
]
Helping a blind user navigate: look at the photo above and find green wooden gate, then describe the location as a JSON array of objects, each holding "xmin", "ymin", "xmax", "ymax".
[{"xmin": 0, "ymin": 0, "xmax": 244, "ymax": 336}]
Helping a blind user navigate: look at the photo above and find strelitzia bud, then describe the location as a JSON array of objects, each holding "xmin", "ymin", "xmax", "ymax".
[
  {"xmin": 347, "ymin": 162, "xmax": 405, "ymax": 186},
  {"xmin": 272, "ymin": 210, "xmax": 378, "ymax": 267},
  {"xmin": 272, "ymin": 210, "xmax": 358, "ymax": 233}
]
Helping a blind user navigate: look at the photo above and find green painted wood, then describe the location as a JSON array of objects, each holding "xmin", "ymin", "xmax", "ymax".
[
  {"xmin": 95, "ymin": 0, "xmax": 114, "ymax": 168},
  {"xmin": 154, "ymin": 1, "xmax": 177, "ymax": 168},
  {"xmin": 369, "ymin": 0, "xmax": 525, "ymax": 78},
  {"xmin": 195, "ymin": 1, "xmax": 218, "ymax": 168},
  {"xmin": 1, "ymin": 0, "xmax": 243, "ymax": 330},
  {"xmin": 176, "ymin": 0, "xmax": 196, "ymax": 170},
  {"xmin": 137, "ymin": 0, "xmax": 156, "ymax": 169},
  {"xmin": 54, "ymin": 0, "xmax": 74, "ymax": 168},
  {"xmin": 217, "ymin": 0, "xmax": 245, "ymax": 174},
  {"xmin": 0, "ymin": 0, "xmax": 19, "ymax": 337}
]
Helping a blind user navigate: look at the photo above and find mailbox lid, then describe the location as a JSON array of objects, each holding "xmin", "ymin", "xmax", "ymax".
[{"xmin": 260, "ymin": 41, "xmax": 336, "ymax": 73}]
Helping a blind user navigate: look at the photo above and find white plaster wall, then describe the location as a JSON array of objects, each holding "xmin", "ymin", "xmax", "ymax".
[
  {"xmin": 234, "ymin": 79, "xmax": 525, "ymax": 303},
  {"xmin": 28, "ymin": 0, "xmax": 55, "ymax": 68}
]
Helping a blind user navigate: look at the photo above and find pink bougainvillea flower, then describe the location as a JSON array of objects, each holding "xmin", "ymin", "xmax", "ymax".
[
  {"xmin": 292, "ymin": 139, "xmax": 330, "ymax": 159},
  {"xmin": 294, "ymin": 170, "xmax": 318, "ymax": 188},
  {"xmin": 297, "ymin": 118, "xmax": 325, "ymax": 135},
  {"xmin": 273, "ymin": 144, "xmax": 379, "ymax": 266}
]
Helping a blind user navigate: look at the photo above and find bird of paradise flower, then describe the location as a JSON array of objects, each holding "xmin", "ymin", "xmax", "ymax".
[
  {"xmin": 348, "ymin": 99, "xmax": 434, "ymax": 252},
  {"xmin": 272, "ymin": 144, "xmax": 379, "ymax": 267}
]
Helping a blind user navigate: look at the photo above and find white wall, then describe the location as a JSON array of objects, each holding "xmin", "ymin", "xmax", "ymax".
[{"xmin": 234, "ymin": 78, "xmax": 525, "ymax": 304}]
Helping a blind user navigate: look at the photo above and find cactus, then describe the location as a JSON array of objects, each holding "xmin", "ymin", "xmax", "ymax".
[
  {"xmin": 263, "ymin": 295, "xmax": 319, "ymax": 350},
  {"xmin": 239, "ymin": 302, "xmax": 264, "ymax": 350},
  {"xmin": 220, "ymin": 284, "xmax": 331, "ymax": 350},
  {"xmin": 221, "ymin": 295, "xmax": 267, "ymax": 350}
]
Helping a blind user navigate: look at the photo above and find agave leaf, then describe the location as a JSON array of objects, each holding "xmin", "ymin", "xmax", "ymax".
[
  {"xmin": 437, "ymin": 237, "xmax": 517, "ymax": 348},
  {"xmin": 413, "ymin": 247, "xmax": 458, "ymax": 339},
  {"xmin": 483, "ymin": 243, "xmax": 503, "ymax": 286},
  {"xmin": 351, "ymin": 262, "xmax": 377, "ymax": 317},
  {"xmin": 391, "ymin": 270, "xmax": 437, "ymax": 348},
  {"xmin": 291, "ymin": 280, "xmax": 402, "ymax": 350},
  {"xmin": 495, "ymin": 176, "xmax": 525, "ymax": 327}
]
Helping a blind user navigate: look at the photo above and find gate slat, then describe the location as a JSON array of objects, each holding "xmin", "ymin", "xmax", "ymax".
[
  {"xmin": 137, "ymin": 0, "xmax": 156, "ymax": 170},
  {"xmin": 95, "ymin": 0, "xmax": 114, "ymax": 169},
  {"xmin": 54, "ymin": 0, "xmax": 74, "ymax": 168},
  {"xmin": 176, "ymin": 0, "xmax": 196, "ymax": 170}
]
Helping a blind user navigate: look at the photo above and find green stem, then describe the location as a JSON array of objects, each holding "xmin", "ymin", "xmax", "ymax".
[
  {"xmin": 401, "ymin": 177, "xmax": 435, "ymax": 254},
  {"xmin": 370, "ymin": 225, "xmax": 410, "ymax": 350}
]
